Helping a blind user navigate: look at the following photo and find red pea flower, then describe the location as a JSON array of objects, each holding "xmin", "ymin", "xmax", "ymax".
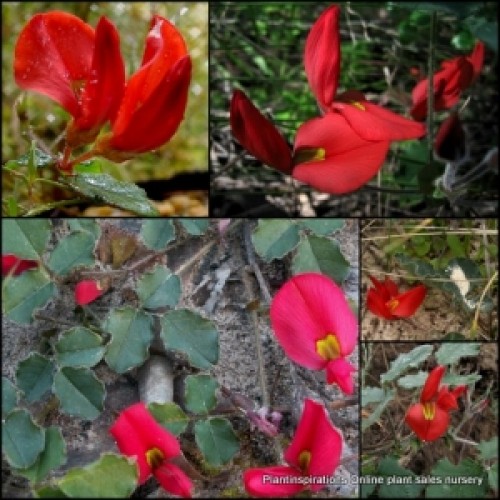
[
  {"xmin": 270, "ymin": 273, "xmax": 358, "ymax": 394},
  {"xmin": 405, "ymin": 365, "xmax": 466, "ymax": 441},
  {"xmin": 229, "ymin": 4, "xmax": 425, "ymax": 195},
  {"xmin": 411, "ymin": 41, "xmax": 485, "ymax": 121},
  {"xmin": 366, "ymin": 275, "xmax": 426, "ymax": 320},
  {"xmin": 74, "ymin": 280, "xmax": 104, "ymax": 305},
  {"xmin": 244, "ymin": 398, "xmax": 342, "ymax": 497},
  {"xmin": 95, "ymin": 15, "xmax": 191, "ymax": 161},
  {"xmin": 2, "ymin": 254, "xmax": 39, "ymax": 276},
  {"xmin": 110, "ymin": 402, "xmax": 193, "ymax": 497},
  {"xmin": 434, "ymin": 112, "xmax": 466, "ymax": 161},
  {"xmin": 14, "ymin": 11, "xmax": 125, "ymax": 148}
]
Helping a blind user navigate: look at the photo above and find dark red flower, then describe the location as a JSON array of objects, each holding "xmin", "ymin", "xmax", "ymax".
[
  {"xmin": 405, "ymin": 365, "xmax": 466, "ymax": 441},
  {"xmin": 366, "ymin": 275, "xmax": 426, "ymax": 320},
  {"xmin": 14, "ymin": 12, "xmax": 125, "ymax": 148},
  {"xmin": 74, "ymin": 280, "xmax": 104, "ymax": 305},
  {"xmin": 95, "ymin": 15, "xmax": 191, "ymax": 160},
  {"xmin": 243, "ymin": 399, "xmax": 342, "ymax": 497},
  {"xmin": 2, "ymin": 254, "xmax": 39, "ymax": 276},
  {"xmin": 110, "ymin": 402, "xmax": 193, "ymax": 497},
  {"xmin": 411, "ymin": 41, "xmax": 485, "ymax": 121}
]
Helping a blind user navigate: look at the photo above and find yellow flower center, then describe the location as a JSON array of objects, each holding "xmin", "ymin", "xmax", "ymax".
[
  {"xmin": 422, "ymin": 402, "xmax": 436, "ymax": 420},
  {"xmin": 351, "ymin": 101, "xmax": 366, "ymax": 111},
  {"xmin": 292, "ymin": 147, "xmax": 326, "ymax": 166},
  {"xmin": 316, "ymin": 334, "xmax": 340, "ymax": 361},
  {"xmin": 386, "ymin": 298, "xmax": 399, "ymax": 312},
  {"xmin": 298, "ymin": 450, "xmax": 311, "ymax": 472},
  {"xmin": 145, "ymin": 447, "xmax": 165, "ymax": 469}
]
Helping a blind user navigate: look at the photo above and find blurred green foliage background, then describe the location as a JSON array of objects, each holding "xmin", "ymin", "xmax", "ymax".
[{"xmin": 2, "ymin": 2, "xmax": 208, "ymax": 183}]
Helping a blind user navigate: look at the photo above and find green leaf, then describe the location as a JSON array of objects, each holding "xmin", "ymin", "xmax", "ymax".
[
  {"xmin": 66, "ymin": 174, "xmax": 158, "ymax": 216},
  {"xmin": 2, "ymin": 269, "xmax": 56, "ymax": 324},
  {"xmin": 488, "ymin": 463, "xmax": 498, "ymax": 493},
  {"xmin": 427, "ymin": 458, "xmax": 487, "ymax": 497},
  {"xmin": 179, "ymin": 219, "xmax": 210, "ymax": 235},
  {"xmin": 16, "ymin": 353, "xmax": 55, "ymax": 403},
  {"xmin": 2, "ymin": 409, "xmax": 45, "ymax": 469},
  {"xmin": 140, "ymin": 219, "xmax": 175, "ymax": 250},
  {"xmin": 2, "ymin": 377, "xmax": 18, "ymax": 417},
  {"xmin": 361, "ymin": 386, "xmax": 385, "ymax": 406},
  {"xmin": 33, "ymin": 485, "xmax": 67, "ymax": 498},
  {"xmin": 394, "ymin": 2, "xmax": 480, "ymax": 18},
  {"xmin": 15, "ymin": 148, "xmax": 55, "ymax": 168},
  {"xmin": 53, "ymin": 367, "xmax": 105, "ymax": 420},
  {"xmin": 74, "ymin": 160, "xmax": 103, "ymax": 174},
  {"xmin": 297, "ymin": 219, "xmax": 345, "ymax": 235},
  {"xmin": 442, "ymin": 373, "xmax": 481, "ymax": 386},
  {"xmin": 292, "ymin": 235, "xmax": 350, "ymax": 284},
  {"xmin": 478, "ymin": 437, "xmax": 498, "ymax": 461},
  {"xmin": 68, "ymin": 220, "xmax": 100, "ymax": 239},
  {"xmin": 362, "ymin": 389, "xmax": 395, "ymax": 432},
  {"xmin": 103, "ymin": 307, "xmax": 154, "ymax": 374},
  {"xmin": 377, "ymin": 457, "xmax": 424, "ymax": 498},
  {"xmin": 54, "ymin": 327, "xmax": 105, "ymax": 368},
  {"xmin": 251, "ymin": 219, "xmax": 300, "ymax": 261},
  {"xmin": 397, "ymin": 371, "xmax": 428, "ymax": 389},
  {"xmin": 47, "ymin": 231, "xmax": 96, "ymax": 275},
  {"xmin": 435, "ymin": 343, "xmax": 481, "ymax": 365},
  {"xmin": 58, "ymin": 453, "xmax": 138, "ymax": 498},
  {"xmin": 136, "ymin": 265, "xmax": 181, "ymax": 309},
  {"xmin": 15, "ymin": 427, "xmax": 66, "ymax": 483},
  {"xmin": 160, "ymin": 309, "xmax": 219, "ymax": 370},
  {"xmin": 148, "ymin": 402, "xmax": 189, "ymax": 436},
  {"xmin": 184, "ymin": 375, "xmax": 219, "ymax": 415},
  {"xmin": 194, "ymin": 418, "xmax": 239, "ymax": 467},
  {"xmin": 381, "ymin": 345, "xmax": 434, "ymax": 384},
  {"xmin": 2, "ymin": 219, "xmax": 51, "ymax": 259}
]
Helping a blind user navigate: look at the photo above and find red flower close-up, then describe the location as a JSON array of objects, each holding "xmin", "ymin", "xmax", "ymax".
[
  {"xmin": 270, "ymin": 273, "xmax": 358, "ymax": 394},
  {"xmin": 405, "ymin": 365, "xmax": 467, "ymax": 441},
  {"xmin": 229, "ymin": 4, "xmax": 425, "ymax": 195},
  {"xmin": 243, "ymin": 398, "xmax": 343, "ymax": 497},
  {"xmin": 2, "ymin": 254, "xmax": 39, "ymax": 276},
  {"xmin": 410, "ymin": 41, "xmax": 485, "ymax": 121},
  {"xmin": 74, "ymin": 280, "xmax": 104, "ymax": 305},
  {"xmin": 110, "ymin": 402, "xmax": 193, "ymax": 497},
  {"xmin": 366, "ymin": 274, "xmax": 427, "ymax": 320}
]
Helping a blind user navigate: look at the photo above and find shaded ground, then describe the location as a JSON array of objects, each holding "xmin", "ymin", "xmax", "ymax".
[
  {"xmin": 360, "ymin": 219, "xmax": 498, "ymax": 341},
  {"xmin": 2, "ymin": 218, "xmax": 359, "ymax": 498}
]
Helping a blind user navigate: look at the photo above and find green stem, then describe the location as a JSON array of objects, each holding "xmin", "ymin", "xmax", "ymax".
[{"xmin": 24, "ymin": 197, "xmax": 88, "ymax": 216}]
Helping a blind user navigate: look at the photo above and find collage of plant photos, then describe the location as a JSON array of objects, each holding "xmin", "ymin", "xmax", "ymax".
[{"xmin": 2, "ymin": 2, "xmax": 498, "ymax": 499}]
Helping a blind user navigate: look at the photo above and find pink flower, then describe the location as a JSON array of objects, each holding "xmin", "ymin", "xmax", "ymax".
[
  {"xmin": 244, "ymin": 398, "xmax": 342, "ymax": 497},
  {"xmin": 74, "ymin": 280, "xmax": 104, "ymax": 305},
  {"xmin": 270, "ymin": 273, "xmax": 358, "ymax": 394},
  {"xmin": 2, "ymin": 254, "xmax": 39, "ymax": 276},
  {"xmin": 110, "ymin": 402, "xmax": 193, "ymax": 497}
]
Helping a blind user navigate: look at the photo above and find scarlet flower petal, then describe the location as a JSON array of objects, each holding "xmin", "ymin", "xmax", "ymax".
[
  {"xmin": 332, "ymin": 100, "xmax": 426, "ymax": 141},
  {"xmin": 292, "ymin": 113, "xmax": 390, "ymax": 194},
  {"xmin": 154, "ymin": 462, "xmax": 193, "ymax": 498},
  {"xmin": 14, "ymin": 11, "xmax": 95, "ymax": 118},
  {"xmin": 421, "ymin": 366, "xmax": 445, "ymax": 403},
  {"xmin": 366, "ymin": 288, "xmax": 394, "ymax": 319},
  {"xmin": 368, "ymin": 275, "xmax": 392, "ymax": 301},
  {"xmin": 106, "ymin": 16, "xmax": 191, "ymax": 154},
  {"xmin": 270, "ymin": 273, "xmax": 358, "ymax": 370},
  {"xmin": 451, "ymin": 385, "xmax": 467, "ymax": 399},
  {"xmin": 405, "ymin": 403, "xmax": 450, "ymax": 441},
  {"xmin": 74, "ymin": 16, "xmax": 125, "ymax": 130},
  {"xmin": 2, "ymin": 254, "xmax": 39, "ymax": 276},
  {"xmin": 74, "ymin": 280, "xmax": 104, "ymax": 305},
  {"xmin": 243, "ymin": 466, "xmax": 305, "ymax": 497},
  {"xmin": 468, "ymin": 41, "xmax": 485, "ymax": 81},
  {"xmin": 304, "ymin": 5, "xmax": 341, "ymax": 110},
  {"xmin": 326, "ymin": 358, "xmax": 356, "ymax": 395},
  {"xmin": 391, "ymin": 285, "xmax": 427, "ymax": 318},
  {"xmin": 284, "ymin": 399, "xmax": 342, "ymax": 482},
  {"xmin": 230, "ymin": 90, "xmax": 292, "ymax": 173},
  {"xmin": 437, "ymin": 387, "xmax": 459, "ymax": 411}
]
